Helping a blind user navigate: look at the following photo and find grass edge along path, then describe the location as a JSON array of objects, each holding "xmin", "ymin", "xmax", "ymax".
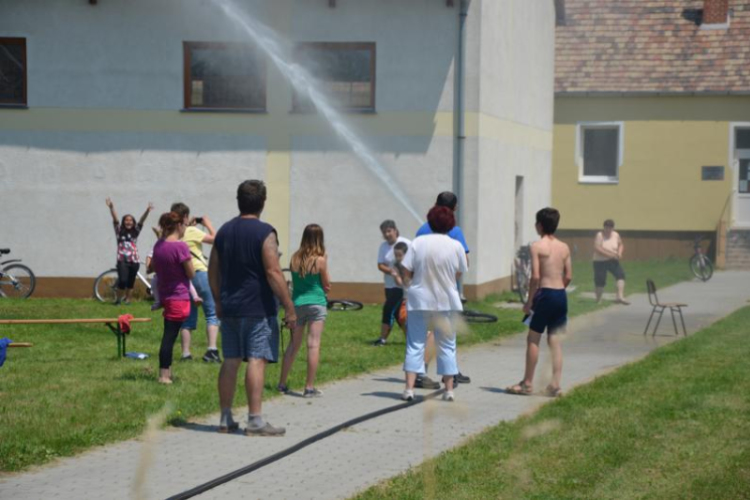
[
  {"xmin": 0, "ymin": 259, "xmax": 692, "ymax": 473},
  {"xmin": 353, "ymin": 306, "xmax": 750, "ymax": 500}
]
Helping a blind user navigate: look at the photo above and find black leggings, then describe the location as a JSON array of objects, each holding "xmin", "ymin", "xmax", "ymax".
[
  {"xmin": 382, "ymin": 288, "xmax": 404, "ymax": 326},
  {"xmin": 159, "ymin": 319, "xmax": 183, "ymax": 369},
  {"xmin": 116, "ymin": 261, "xmax": 140, "ymax": 290}
]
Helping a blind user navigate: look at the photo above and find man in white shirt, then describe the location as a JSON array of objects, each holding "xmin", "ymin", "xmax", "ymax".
[{"xmin": 372, "ymin": 220, "xmax": 411, "ymax": 346}]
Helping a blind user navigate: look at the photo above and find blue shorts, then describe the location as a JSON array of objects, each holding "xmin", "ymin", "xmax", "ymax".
[
  {"xmin": 529, "ymin": 288, "xmax": 568, "ymax": 334},
  {"xmin": 221, "ymin": 316, "xmax": 279, "ymax": 362}
]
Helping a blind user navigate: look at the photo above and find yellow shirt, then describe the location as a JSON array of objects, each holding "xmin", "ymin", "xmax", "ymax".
[{"xmin": 182, "ymin": 226, "xmax": 208, "ymax": 272}]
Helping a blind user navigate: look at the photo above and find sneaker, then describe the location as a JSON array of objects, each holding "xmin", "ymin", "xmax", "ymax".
[
  {"xmin": 122, "ymin": 299, "xmax": 131, "ymax": 306},
  {"xmin": 203, "ymin": 349, "xmax": 221, "ymax": 363},
  {"xmin": 180, "ymin": 354, "xmax": 193, "ymax": 362},
  {"xmin": 245, "ymin": 422, "xmax": 286, "ymax": 437},
  {"xmin": 454, "ymin": 372, "xmax": 471, "ymax": 385},
  {"xmin": 401, "ymin": 389, "xmax": 415, "ymax": 401},
  {"xmin": 371, "ymin": 338, "xmax": 387, "ymax": 347},
  {"xmin": 442, "ymin": 391, "xmax": 455, "ymax": 402},
  {"xmin": 303, "ymin": 388, "xmax": 323, "ymax": 398},
  {"xmin": 415, "ymin": 375, "xmax": 441, "ymax": 390},
  {"xmin": 277, "ymin": 383, "xmax": 289, "ymax": 394},
  {"xmin": 150, "ymin": 303, "xmax": 162, "ymax": 311}
]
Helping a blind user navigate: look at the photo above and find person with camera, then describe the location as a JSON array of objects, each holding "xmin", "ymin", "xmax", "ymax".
[{"xmin": 170, "ymin": 202, "xmax": 221, "ymax": 363}]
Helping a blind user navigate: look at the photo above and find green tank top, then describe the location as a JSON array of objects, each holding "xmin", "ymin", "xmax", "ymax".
[{"xmin": 292, "ymin": 270, "xmax": 327, "ymax": 307}]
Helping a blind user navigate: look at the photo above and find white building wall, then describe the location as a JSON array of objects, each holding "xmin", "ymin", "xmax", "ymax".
[
  {"xmin": 463, "ymin": 0, "xmax": 556, "ymax": 286},
  {"xmin": 0, "ymin": 0, "xmax": 555, "ymax": 295}
]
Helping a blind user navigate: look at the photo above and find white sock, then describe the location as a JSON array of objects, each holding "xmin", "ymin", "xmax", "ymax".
[{"xmin": 248, "ymin": 414, "xmax": 264, "ymax": 428}]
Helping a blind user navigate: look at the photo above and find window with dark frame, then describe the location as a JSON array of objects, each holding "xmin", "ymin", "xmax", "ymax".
[
  {"xmin": 183, "ymin": 42, "xmax": 266, "ymax": 111},
  {"xmin": 293, "ymin": 42, "xmax": 375, "ymax": 112},
  {"xmin": 581, "ymin": 125, "xmax": 620, "ymax": 181},
  {"xmin": 0, "ymin": 38, "xmax": 27, "ymax": 106}
]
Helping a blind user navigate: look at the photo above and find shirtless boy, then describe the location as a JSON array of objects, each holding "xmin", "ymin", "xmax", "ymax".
[{"xmin": 507, "ymin": 208, "xmax": 572, "ymax": 398}]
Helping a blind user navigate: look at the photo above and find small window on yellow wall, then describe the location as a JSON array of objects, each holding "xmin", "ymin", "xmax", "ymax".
[{"xmin": 576, "ymin": 122, "xmax": 623, "ymax": 184}]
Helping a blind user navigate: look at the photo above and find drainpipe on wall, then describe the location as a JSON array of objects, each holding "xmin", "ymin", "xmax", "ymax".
[{"xmin": 453, "ymin": 0, "xmax": 469, "ymax": 231}]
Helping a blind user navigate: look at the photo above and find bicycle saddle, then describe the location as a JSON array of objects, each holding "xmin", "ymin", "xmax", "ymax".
[{"xmin": 0, "ymin": 249, "xmax": 9, "ymax": 255}]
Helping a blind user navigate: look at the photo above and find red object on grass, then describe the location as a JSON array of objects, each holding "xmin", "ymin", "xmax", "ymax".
[{"xmin": 118, "ymin": 314, "xmax": 134, "ymax": 334}]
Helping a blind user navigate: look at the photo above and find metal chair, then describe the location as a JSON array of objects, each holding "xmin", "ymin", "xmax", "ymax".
[{"xmin": 644, "ymin": 280, "xmax": 687, "ymax": 336}]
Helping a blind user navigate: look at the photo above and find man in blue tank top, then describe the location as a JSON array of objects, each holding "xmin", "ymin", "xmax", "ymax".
[{"xmin": 209, "ymin": 180, "xmax": 296, "ymax": 436}]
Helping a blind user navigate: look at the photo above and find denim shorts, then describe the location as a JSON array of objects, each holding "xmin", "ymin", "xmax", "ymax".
[
  {"xmin": 295, "ymin": 304, "xmax": 327, "ymax": 326},
  {"xmin": 182, "ymin": 271, "xmax": 219, "ymax": 330},
  {"xmin": 221, "ymin": 316, "xmax": 279, "ymax": 362}
]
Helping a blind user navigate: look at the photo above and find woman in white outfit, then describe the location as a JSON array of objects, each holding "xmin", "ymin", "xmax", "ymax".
[{"xmin": 400, "ymin": 206, "xmax": 468, "ymax": 402}]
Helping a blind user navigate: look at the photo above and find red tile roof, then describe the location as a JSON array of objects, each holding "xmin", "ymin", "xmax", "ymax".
[{"xmin": 555, "ymin": 1, "xmax": 750, "ymax": 94}]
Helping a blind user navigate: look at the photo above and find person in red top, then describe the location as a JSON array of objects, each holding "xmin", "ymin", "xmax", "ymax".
[
  {"xmin": 105, "ymin": 197, "xmax": 154, "ymax": 305},
  {"xmin": 151, "ymin": 212, "xmax": 195, "ymax": 384}
]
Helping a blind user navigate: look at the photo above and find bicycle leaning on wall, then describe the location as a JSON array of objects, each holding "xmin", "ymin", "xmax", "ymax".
[
  {"xmin": 93, "ymin": 262, "xmax": 152, "ymax": 302},
  {"xmin": 689, "ymin": 237, "xmax": 714, "ymax": 282},
  {"xmin": 0, "ymin": 248, "xmax": 36, "ymax": 299}
]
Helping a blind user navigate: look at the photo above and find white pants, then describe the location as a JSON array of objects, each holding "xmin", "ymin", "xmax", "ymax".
[{"xmin": 403, "ymin": 310, "xmax": 459, "ymax": 376}]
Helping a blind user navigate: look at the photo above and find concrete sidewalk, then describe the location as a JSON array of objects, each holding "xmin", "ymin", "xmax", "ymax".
[{"xmin": 2, "ymin": 272, "xmax": 749, "ymax": 500}]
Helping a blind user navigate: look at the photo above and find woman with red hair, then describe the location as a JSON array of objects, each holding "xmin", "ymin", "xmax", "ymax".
[{"xmin": 399, "ymin": 206, "xmax": 467, "ymax": 402}]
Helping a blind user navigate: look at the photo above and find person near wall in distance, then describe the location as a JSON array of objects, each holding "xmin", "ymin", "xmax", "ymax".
[
  {"xmin": 593, "ymin": 219, "xmax": 630, "ymax": 306},
  {"xmin": 105, "ymin": 197, "xmax": 154, "ymax": 305}
]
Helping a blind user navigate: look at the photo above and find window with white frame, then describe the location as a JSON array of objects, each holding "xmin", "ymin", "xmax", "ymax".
[{"xmin": 576, "ymin": 122, "xmax": 624, "ymax": 183}]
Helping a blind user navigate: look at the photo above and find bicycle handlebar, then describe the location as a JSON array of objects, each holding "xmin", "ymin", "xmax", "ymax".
[{"xmin": 0, "ymin": 249, "xmax": 9, "ymax": 255}]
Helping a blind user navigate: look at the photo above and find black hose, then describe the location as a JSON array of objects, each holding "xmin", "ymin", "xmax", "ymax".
[{"xmin": 165, "ymin": 388, "xmax": 445, "ymax": 500}]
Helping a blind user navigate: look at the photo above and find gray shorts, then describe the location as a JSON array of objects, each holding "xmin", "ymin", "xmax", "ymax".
[
  {"xmin": 221, "ymin": 316, "xmax": 279, "ymax": 363},
  {"xmin": 295, "ymin": 304, "xmax": 327, "ymax": 327}
]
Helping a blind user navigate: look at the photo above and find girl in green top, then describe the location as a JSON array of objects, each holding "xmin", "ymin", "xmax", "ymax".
[{"xmin": 278, "ymin": 224, "xmax": 331, "ymax": 398}]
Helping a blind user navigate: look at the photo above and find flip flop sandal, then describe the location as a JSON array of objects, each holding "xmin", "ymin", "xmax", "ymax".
[
  {"xmin": 544, "ymin": 386, "xmax": 563, "ymax": 398},
  {"xmin": 506, "ymin": 381, "xmax": 533, "ymax": 395}
]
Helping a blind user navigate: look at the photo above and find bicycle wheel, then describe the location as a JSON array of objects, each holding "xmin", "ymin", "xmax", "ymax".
[
  {"xmin": 461, "ymin": 309, "xmax": 498, "ymax": 323},
  {"xmin": 327, "ymin": 299, "xmax": 364, "ymax": 311},
  {"xmin": 94, "ymin": 269, "xmax": 119, "ymax": 303},
  {"xmin": 0, "ymin": 264, "xmax": 36, "ymax": 299},
  {"xmin": 698, "ymin": 256, "xmax": 714, "ymax": 282}
]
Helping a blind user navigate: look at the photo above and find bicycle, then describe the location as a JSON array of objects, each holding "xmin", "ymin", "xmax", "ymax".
[
  {"xmin": 513, "ymin": 245, "xmax": 532, "ymax": 303},
  {"xmin": 93, "ymin": 262, "xmax": 152, "ymax": 302},
  {"xmin": 689, "ymin": 237, "xmax": 714, "ymax": 282},
  {"xmin": 281, "ymin": 268, "xmax": 363, "ymax": 311},
  {"xmin": 0, "ymin": 248, "xmax": 36, "ymax": 299}
]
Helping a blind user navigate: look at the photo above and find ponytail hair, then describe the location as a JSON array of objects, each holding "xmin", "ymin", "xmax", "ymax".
[{"xmin": 158, "ymin": 212, "xmax": 182, "ymax": 237}]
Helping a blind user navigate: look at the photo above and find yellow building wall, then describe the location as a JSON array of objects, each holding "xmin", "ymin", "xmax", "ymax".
[{"xmin": 552, "ymin": 96, "xmax": 748, "ymax": 231}]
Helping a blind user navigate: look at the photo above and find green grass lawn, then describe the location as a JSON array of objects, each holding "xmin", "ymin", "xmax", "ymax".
[
  {"xmin": 0, "ymin": 259, "xmax": 693, "ymax": 473},
  {"xmin": 354, "ymin": 306, "xmax": 750, "ymax": 500}
]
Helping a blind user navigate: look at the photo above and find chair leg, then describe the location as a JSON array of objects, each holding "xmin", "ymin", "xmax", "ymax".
[
  {"xmin": 678, "ymin": 307, "xmax": 687, "ymax": 336},
  {"xmin": 670, "ymin": 308, "xmax": 679, "ymax": 336},
  {"xmin": 652, "ymin": 307, "xmax": 665, "ymax": 336},
  {"xmin": 643, "ymin": 306, "xmax": 657, "ymax": 335}
]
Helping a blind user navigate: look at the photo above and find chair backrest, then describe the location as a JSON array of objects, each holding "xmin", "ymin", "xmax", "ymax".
[{"xmin": 646, "ymin": 279, "xmax": 659, "ymax": 306}]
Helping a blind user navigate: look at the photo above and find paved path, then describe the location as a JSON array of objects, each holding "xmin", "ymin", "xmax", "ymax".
[{"xmin": 2, "ymin": 272, "xmax": 749, "ymax": 500}]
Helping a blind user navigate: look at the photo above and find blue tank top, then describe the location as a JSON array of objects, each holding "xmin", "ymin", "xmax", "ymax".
[{"xmin": 214, "ymin": 217, "xmax": 278, "ymax": 318}]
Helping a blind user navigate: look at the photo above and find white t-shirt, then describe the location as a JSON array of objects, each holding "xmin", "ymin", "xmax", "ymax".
[
  {"xmin": 402, "ymin": 234, "xmax": 467, "ymax": 311},
  {"xmin": 378, "ymin": 236, "xmax": 411, "ymax": 289}
]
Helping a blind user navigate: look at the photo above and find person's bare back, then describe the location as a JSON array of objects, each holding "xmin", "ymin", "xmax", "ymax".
[{"xmin": 532, "ymin": 236, "xmax": 572, "ymax": 290}]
